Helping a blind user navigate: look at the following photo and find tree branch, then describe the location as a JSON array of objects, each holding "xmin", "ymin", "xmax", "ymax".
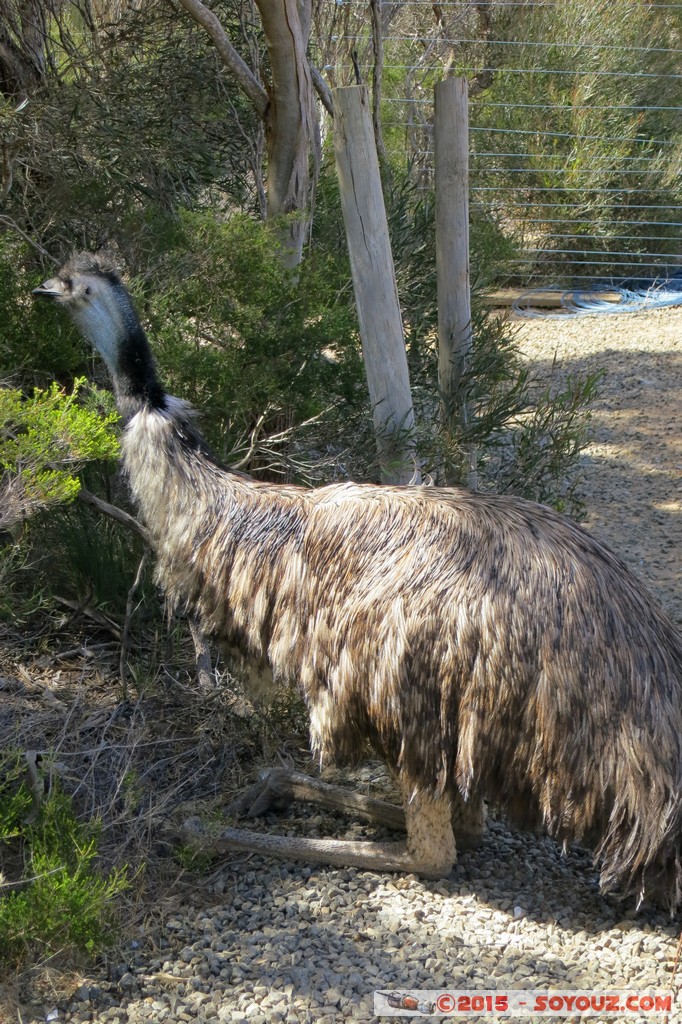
[
  {"xmin": 174, "ymin": 0, "xmax": 269, "ymax": 117},
  {"xmin": 309, "ymin": 61, "xmax": 333, "ymax": 116},
  {"xmin": 77, "ymin": 486, "xmax": 150, "ymax": 544}
]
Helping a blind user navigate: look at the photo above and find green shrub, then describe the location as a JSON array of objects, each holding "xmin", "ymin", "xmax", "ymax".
[
  {"xmin": 0, "ymin": 761, "xmax": 127, "ymax": 968},
  {"xmin": 0, "ymin": 239, "xmax": 86, "ymax": 386},
  {"xmin": 134, "ymin": 207, "xmax": 364, "ymax": 467},
  {"xmin": 0, "ymin": 378, "xmax": 119, "ymax": 529},
  {"xmin": 33, "ymin": 502, "xmax": 147, "ymax": 612}
]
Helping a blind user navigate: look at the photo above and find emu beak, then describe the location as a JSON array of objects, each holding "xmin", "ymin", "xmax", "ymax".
[{"xmin": 32, "ymin": 277, "xmax": 65, "ymax": 301}]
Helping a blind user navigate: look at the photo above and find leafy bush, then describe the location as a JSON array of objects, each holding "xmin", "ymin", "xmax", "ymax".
[
  {"xmin": 34, "ymin": 502, "xmax": 148, "ymax": 613},
  {"xmin": 0, "ymin": 238, "xmax": 87, "ymax": 387},
  {"xmin": 0, "ymin": 379, "xmax": 119, "ymax": 529},
  {"xmin": 0, "ymin": 759, "xmax": 127, "ymax": 969},
  {"xmin": 131, "ymin": 207, "xmax": 365, "ymax": 469},
  {"xmin": 0, "ymin": 2, "xmax": 260, "ymax": 262},
  {"xmin": 378, "ymin": 173, "xmax": 599, "ymax": 508}
]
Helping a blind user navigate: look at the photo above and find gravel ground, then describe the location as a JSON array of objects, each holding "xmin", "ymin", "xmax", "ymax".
[{"xmin": 27, "ymin": 307, "xmax": 682, "ymax": 1024}]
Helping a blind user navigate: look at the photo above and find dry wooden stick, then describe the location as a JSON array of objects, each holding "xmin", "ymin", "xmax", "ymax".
[
  {"xmin": 119, "ymin": 551, "xmax": 148, "ymax": 698},
  {"xmin": 77, "ymin": 486, "xmax": 150, "ymax": 544},
  {"xmin": 226, "ymin": 767, "xmax": 406, "ymax": 830},
  {"xmin": 54, "ymin": 595, "xmax": 121, "ymax": 639}
]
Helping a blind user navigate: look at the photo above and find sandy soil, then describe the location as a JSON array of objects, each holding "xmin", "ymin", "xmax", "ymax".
[{"xmin": 514, "ymin": 305, "xmax": 681, "ymax": 628}]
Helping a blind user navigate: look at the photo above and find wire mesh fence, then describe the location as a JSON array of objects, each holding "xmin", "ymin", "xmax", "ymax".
[{"xmin": 319, "ymin": 0, "xmax": 682, "ymax": 298}]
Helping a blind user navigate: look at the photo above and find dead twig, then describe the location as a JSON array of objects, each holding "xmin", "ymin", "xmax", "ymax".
[
  {"xmin": 36, "ymin": 641, "xmax": 119, "ymax": 667},
  {"xmin": 119, "ymin": 552, "xmax": 148, "ymax": 698},
  {"xmin": 53, "ymin": 596, "xmax": 121, "ymax": 640}
]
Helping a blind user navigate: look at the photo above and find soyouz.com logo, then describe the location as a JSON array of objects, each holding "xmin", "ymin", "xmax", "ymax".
[{"xmin": 373, "ymin": 989, "xmax": 674, "ymax": 1017}]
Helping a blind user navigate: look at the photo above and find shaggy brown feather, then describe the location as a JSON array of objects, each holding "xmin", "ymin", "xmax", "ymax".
[
  {"xmin": 35, "ymin": 253, "xmax": 682, "ymax": 906},
  {"xmin": 125, "ymin": 397, "xmax": 682, "ymax": 903}
]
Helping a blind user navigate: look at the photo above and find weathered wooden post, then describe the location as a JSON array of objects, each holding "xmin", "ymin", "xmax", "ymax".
[
  {"xmin": 333, "ymin": 84, "xmax": 419, "ymax": 485},
  {"xmin": 435, "ymin": 76, "xmax": 476, "ymax": 488}
]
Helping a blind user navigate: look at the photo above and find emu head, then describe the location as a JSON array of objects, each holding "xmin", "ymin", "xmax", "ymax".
[
  {"xmin": 33, "ymin": 252, "xmax": 138, "ymax": 376},
  {"xmin": 33, "ymin": 252, "xmax": 163, "ymax": 409}
]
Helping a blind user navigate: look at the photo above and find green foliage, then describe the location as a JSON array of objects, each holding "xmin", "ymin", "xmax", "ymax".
[
  {"xmin": 364, "ymin": 0, "xmax": 682, "ymax": 283},
  {"xmin": 35, "ymin": 502, "xmax": 147, "ymax": 611},
  {"xmin": 0, "ymin": 2, "xmax": 261, "ymax": 263},
  {"xmin": 0, "ymin": 760, "xmax": 127, "ymax": 968},
  {"xmin": 385, "ymin": 172, "xmax": 517, "ymax": 347},
  {"xmin": 465, "ymin": 0, "xmax": 682, "ymax": 281},
  {"xmin": 0, "ymin": 238, "xmax": 86, "ymax": 385},
  {"xmin": 0, "ymin": 378, "xmax": 119, "ymax": 528},
  {"xmin": 501, "ymin": 371, "xmax": 603, "ymax": 513},
  {"xmin": 378, "ymin": 173, "xmax": 597, "ymax": 509},
  {"xmin": 135, "ymin": 207, "xmax": 363, "ymax": 466},
  {"xmin": 408, "ymin": 308, "xmax": 601, "ymax": 513},
  {"xmin": 454, "ymin": 309, "xmax": 602, "ymax": 503},
  {"xmin": 0, "ymin": 541, "xmax": 33, "ymax": 622}
]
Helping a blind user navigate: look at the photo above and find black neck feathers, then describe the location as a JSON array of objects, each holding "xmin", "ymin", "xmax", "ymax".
[
  {"xmin": 114, "ymin": 320, "xmax": 166, "ymax": 414},
  {"xmin": 108, "ymin": 283, "xmax": 166, "ymax": 417}
]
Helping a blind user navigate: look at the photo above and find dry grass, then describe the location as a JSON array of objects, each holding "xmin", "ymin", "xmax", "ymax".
[{"xmin": 0, "ymin": 609, "xmax": 312, "ymax": 1012}]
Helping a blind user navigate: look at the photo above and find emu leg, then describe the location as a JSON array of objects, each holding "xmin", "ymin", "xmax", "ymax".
[
  {"xmin": 226, "ymin": 768, "xmax": 406, "ymax": 830},
  {"xmin": 211, "ymin": 789, "xmax": 456, "ymax": 879},
  {"xmin": 225, "ymin": 768, "xmax": 483, "ymax": 858},
  {"xmin": 451, "ymin": 790, "xmax": 486, "ymax": 850}
]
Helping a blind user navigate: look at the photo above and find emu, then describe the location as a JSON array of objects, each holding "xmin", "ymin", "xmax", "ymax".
[{"xmin": 34, "ymin": 252, "xmax": 682, "ymax": 906}]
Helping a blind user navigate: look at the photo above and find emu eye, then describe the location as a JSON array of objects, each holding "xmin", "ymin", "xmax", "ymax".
[{"xmin": 84, "ymin": 286, "xmax": 92, "ymax": 296}]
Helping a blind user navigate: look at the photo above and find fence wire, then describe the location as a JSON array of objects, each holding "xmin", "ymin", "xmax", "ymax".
[{"xmin": 322, "ymin": 0, "xmax": 682, "ymax": 294}]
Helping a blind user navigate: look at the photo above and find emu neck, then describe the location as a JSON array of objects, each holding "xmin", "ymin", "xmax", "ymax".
[
  {"xmin": 112, "ymin": 321, "xmax": 166, "ymax": 419},
  {"xmin": 78, "ymin": 286, "xmax": 165, "ymax": 417}
]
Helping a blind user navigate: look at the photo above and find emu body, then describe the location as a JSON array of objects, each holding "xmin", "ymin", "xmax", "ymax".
[{"xmin": 34, "ymin": 253, "xmax": 682, "ymax": 905}]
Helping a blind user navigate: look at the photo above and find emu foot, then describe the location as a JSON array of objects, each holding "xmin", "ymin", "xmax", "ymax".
[
  {"xmin": 209, "ymin": 775, "xmax": 459, "ymax": 879},
  {"xmin": 226, "ymin": 768, "xmax": 406, "ymax": 830},
  {"xmin": 212, "ymin": 828, "xmax": 453, "ymax": 879}
]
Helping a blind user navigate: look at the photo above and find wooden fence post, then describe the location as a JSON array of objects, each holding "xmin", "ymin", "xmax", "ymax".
[
  {"xmin": 435, "ymin": 76, "xmax": 477, "ymax": 489},
  {"xmin": 333, "ymin": 84, "xmax": 419, "ymax": 485}
]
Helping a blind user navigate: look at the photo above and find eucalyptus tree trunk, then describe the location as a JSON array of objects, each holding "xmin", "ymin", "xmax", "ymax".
[
  {"xmin": 0, "ymin": 0, "xmax": 53, "ymax": 97},
  {"xmin": 175, "ymin": 0, "xmax": 320, "ymax": 267},
  {"xmin": 255, "ymin": 0, "xmax": 319, "ymax": 266},
  {"xmin": 333, "ymin": 85, "xmax": 419, "ymax": 485}
]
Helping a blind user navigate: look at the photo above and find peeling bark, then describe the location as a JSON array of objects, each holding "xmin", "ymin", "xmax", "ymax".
[
  {"xmin": 255, "ymin": 0, "xmax": 319, "ymax": 265},
  {"xmin": 176, "ymin": 0, "xmax": 320, "ymax": 266},
  {"xmin": 0, "ymin": 0, "xmax": 52, "ymax": 98}
]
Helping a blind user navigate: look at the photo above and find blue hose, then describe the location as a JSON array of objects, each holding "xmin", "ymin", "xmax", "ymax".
[{"xmin": 512, "ymin": 278, "xmax": 682, "ymax": 317}]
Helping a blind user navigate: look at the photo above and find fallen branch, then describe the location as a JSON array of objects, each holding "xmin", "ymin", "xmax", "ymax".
[
  {"xmin": 54, "ymin": 595, "xmax": 122, "ymax": 639},
  {"xmin": 226, "ymin": 767, "xmax": 406, "ymax": 830}
]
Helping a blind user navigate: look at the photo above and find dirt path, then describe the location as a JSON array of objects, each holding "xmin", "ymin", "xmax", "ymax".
[{"xmin": 514, "ymin": 305, "xmax": 682, "ymax": 627}]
